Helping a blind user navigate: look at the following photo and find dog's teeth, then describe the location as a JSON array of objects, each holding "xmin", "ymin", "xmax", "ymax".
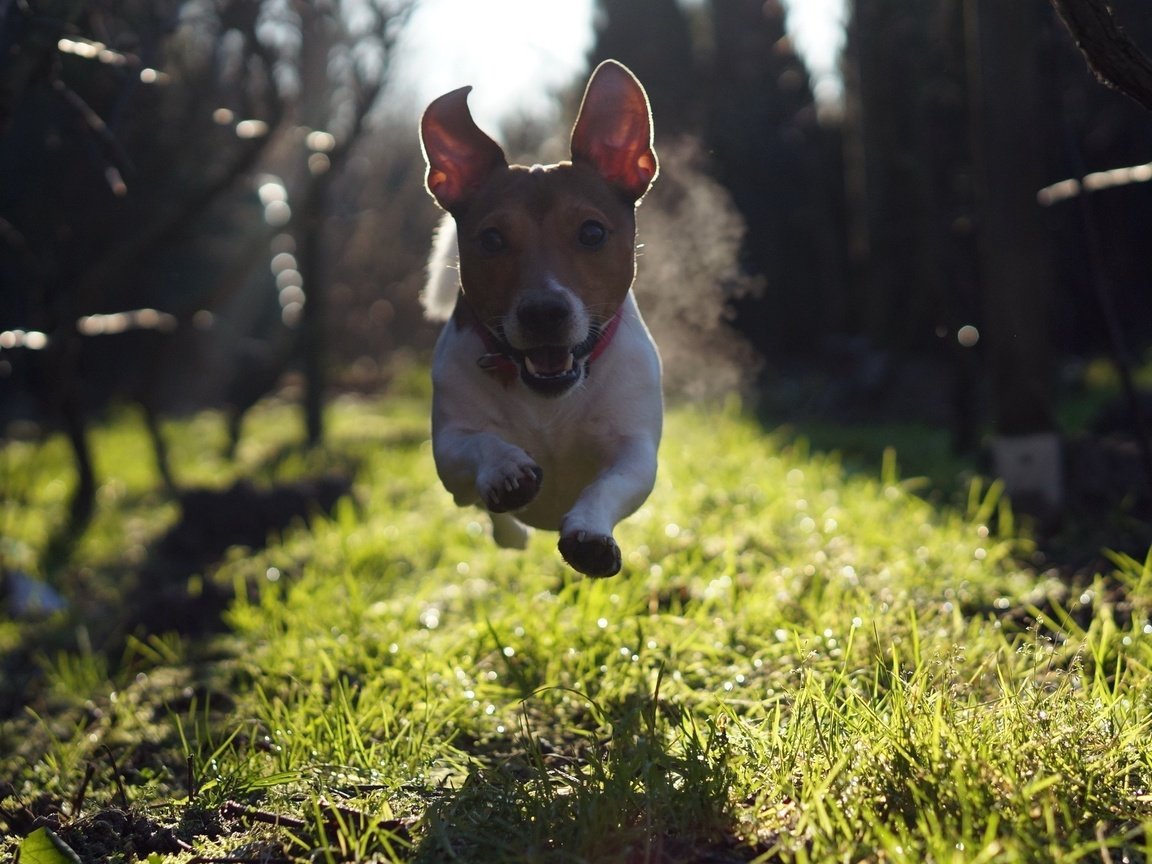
[
  {"xmin": 525, "ymin": 356, "xmax": 538, "ymax": 375},
  {"xmin": 563, "ymin": 354, "xmax": 574, "ymax": 372}
]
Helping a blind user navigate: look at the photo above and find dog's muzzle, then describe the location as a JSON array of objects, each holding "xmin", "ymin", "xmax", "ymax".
[{"xmin": 471, "ymin": 307, "xmax": 623, "ymax": 397}]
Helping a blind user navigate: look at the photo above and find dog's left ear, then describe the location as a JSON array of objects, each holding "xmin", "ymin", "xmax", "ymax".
[
  {"xmin": 421, "ymin": 86, "xmax": 508, "ymax": 214},
  {"xmin": 571, "ymin": 60, "xmax": 658, "ymax": 203}
]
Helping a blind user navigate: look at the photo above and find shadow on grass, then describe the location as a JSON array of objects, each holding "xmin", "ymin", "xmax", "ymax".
[
  {"xmin": 125, "ymin": 472, "xmax": 353, "ymax": 635},
  {"xmin": 759, "ymin": 403, "xmax": 1152, "ymax": 579},
  {"xmin": 415, "ymin": 689, "xmax": 770, "ymax": 864},
  {"xmin": 1, "ymin": 471, "xmax": 354, "ymax": 721}
]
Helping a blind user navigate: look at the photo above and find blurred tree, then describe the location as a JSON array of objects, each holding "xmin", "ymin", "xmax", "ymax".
[
  {"xmin": 703, "ymin": 0, "xmax": 835, "ymax": 355},
  {"xmin": 1039, "ymin": 0, "xmax": 1152, "ymax": 361},
  {"xmin": 1047, "ymin": 0, "xmax": 1152, "ymax": 494},
  {"xmin": 273, "ymin": 0, "xmax": 413, "ymax": 446},
  {"xmin": 586, "ymin": 0, "xmax": 698, "ymax": 135},
  {"xmin": 967, "ymin": 0, "xmax": 1061, "ymax": 515},
  {"xmin": 843, "ymin": 0, "xmax": 1152, "ymax": 458},
  {"xmin": 0, "ymin": 0, "xmax": 85, "ymax": 134},
  {"xmin": 0, "ymin": 0, "xmax": 414, "ymax": 526},
  {"xmin": 842, "ymin": 0, "xmax": 973, "ymax": 355},
  {"xmin": 1, "ymin": 0, "xmax": 288, "ymax": 523},
  {"xmin": 585, "ymin": 0, "xmax": 841, "ymax": 359}
]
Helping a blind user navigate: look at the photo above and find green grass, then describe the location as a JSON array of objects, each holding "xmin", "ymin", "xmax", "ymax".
[{"xmin": 2, "ymin": 387, "xmax": 1152, "ymax": 863}]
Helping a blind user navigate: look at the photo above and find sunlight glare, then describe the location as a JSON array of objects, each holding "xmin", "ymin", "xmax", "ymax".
[
  {"xmin": 394, "ymin": 0, "xmax": 595, "ymax": 129},
  {"xmin": 394, "ymin": 0, "xmax": 844, "ymax": 129},
  {"xmin": 781, "ymin": 0, "xmax": 846, "ymax": 104}
]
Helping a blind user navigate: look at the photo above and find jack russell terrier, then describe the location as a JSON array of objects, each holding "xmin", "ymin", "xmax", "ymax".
[{"xmin": 419, "ymin": 60, "xmax": 662, "ymax": 578}]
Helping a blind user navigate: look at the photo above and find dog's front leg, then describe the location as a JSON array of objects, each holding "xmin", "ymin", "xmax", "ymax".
[
  {"xmin": 559, "ymin": 436, "xmax": 657, "ymax": 578},
  {"xmin": 433, "ymin": 426, "xmax": 543, "ymax": 517}
]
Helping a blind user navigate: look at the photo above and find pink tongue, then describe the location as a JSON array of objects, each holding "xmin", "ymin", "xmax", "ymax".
[{"xmin": 525, "ymin": 346, "xmax": 571, "ymax": 375}]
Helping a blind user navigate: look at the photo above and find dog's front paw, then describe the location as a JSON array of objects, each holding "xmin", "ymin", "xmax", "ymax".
[
  {"xmin": 559, "ymin": 530, "xmax": 622, "ymax": 578},
  {"xmin": 479, "ymin": 457, "xmax": 543, "ymax": 513}
]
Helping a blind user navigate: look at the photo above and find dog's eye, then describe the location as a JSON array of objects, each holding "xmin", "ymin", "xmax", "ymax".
[
  {"xmin": 478, "ymin": 227, "xmax": 506, "ymax": 253},
  {"xmin": 578, "ymin": 220, "xmax": 607, "ymax": 249}
]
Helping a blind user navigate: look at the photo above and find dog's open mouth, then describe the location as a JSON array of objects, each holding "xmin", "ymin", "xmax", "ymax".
[
  {"xmin": 524, "ymin": 346, "xmax": 574, "ymax": 377},
  {"xmin": 474, "ymin": 320, "xmax": 617, "ymax": 397},
  {"xmin": 521, "ymin": 346, "xmax": 582, "ymax": 394}
]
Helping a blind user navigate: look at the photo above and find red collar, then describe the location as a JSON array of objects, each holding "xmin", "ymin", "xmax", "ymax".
[{"xmin": 460, "ymin": 302, "xmax": 624, "ymax": 387}]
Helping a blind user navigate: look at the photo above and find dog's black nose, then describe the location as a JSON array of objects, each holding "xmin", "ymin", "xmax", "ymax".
[{"xmin": 516, "ymin": 293, "xmax": 572, "ymax": 338}]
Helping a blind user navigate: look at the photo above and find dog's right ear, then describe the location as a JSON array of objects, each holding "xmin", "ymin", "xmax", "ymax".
[
  {"xmin": 570, "ymin": 60, "xmax": 658, "ymax": 203},
  {"xmin": 420, "ymin": 87, "xmax": 507, "ymax": 214}
]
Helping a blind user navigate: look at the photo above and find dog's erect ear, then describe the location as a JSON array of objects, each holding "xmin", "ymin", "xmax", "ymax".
[
  {"xmin": 570, "ymin": 60, "xmax": 658, "ymax": 202},
  {"xmin": 421, "ymin": 86, "xmax": 508, "ymax": 213}
]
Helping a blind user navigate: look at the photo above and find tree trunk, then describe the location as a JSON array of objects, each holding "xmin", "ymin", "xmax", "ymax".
[{"xmin": 966, "ymin": 0, "xmax": 1062, "ymax": 516}]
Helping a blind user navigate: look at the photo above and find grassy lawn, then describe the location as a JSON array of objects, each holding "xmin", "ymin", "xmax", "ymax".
[{"xmin": 2, "ymin": 386, "xmax": 1151, "ymax": 862}]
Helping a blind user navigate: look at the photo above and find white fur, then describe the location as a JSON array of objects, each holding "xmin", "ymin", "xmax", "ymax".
[
  {"xmin": 429, "ymin": 288, "xmax": 662, "ymax": 575},
  {"xmin": 421, "ymin": 214, "xmax": 460, "ymax": 322}
]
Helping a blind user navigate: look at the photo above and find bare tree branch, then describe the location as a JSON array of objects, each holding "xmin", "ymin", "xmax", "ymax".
[{"xmin": 1049, "ymin": 0, "xmax": 1152, "ymax": 112}]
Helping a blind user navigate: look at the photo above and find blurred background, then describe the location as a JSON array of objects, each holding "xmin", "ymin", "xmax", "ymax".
[{"xmin": 2, "ymin": 0, "xmax": 1151, "ymax": 535}]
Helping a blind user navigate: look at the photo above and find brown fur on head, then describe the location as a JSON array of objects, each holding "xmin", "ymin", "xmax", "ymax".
[{"xmin": 420, "ymin": 61, "xmax": 658, "ymax": 341}]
